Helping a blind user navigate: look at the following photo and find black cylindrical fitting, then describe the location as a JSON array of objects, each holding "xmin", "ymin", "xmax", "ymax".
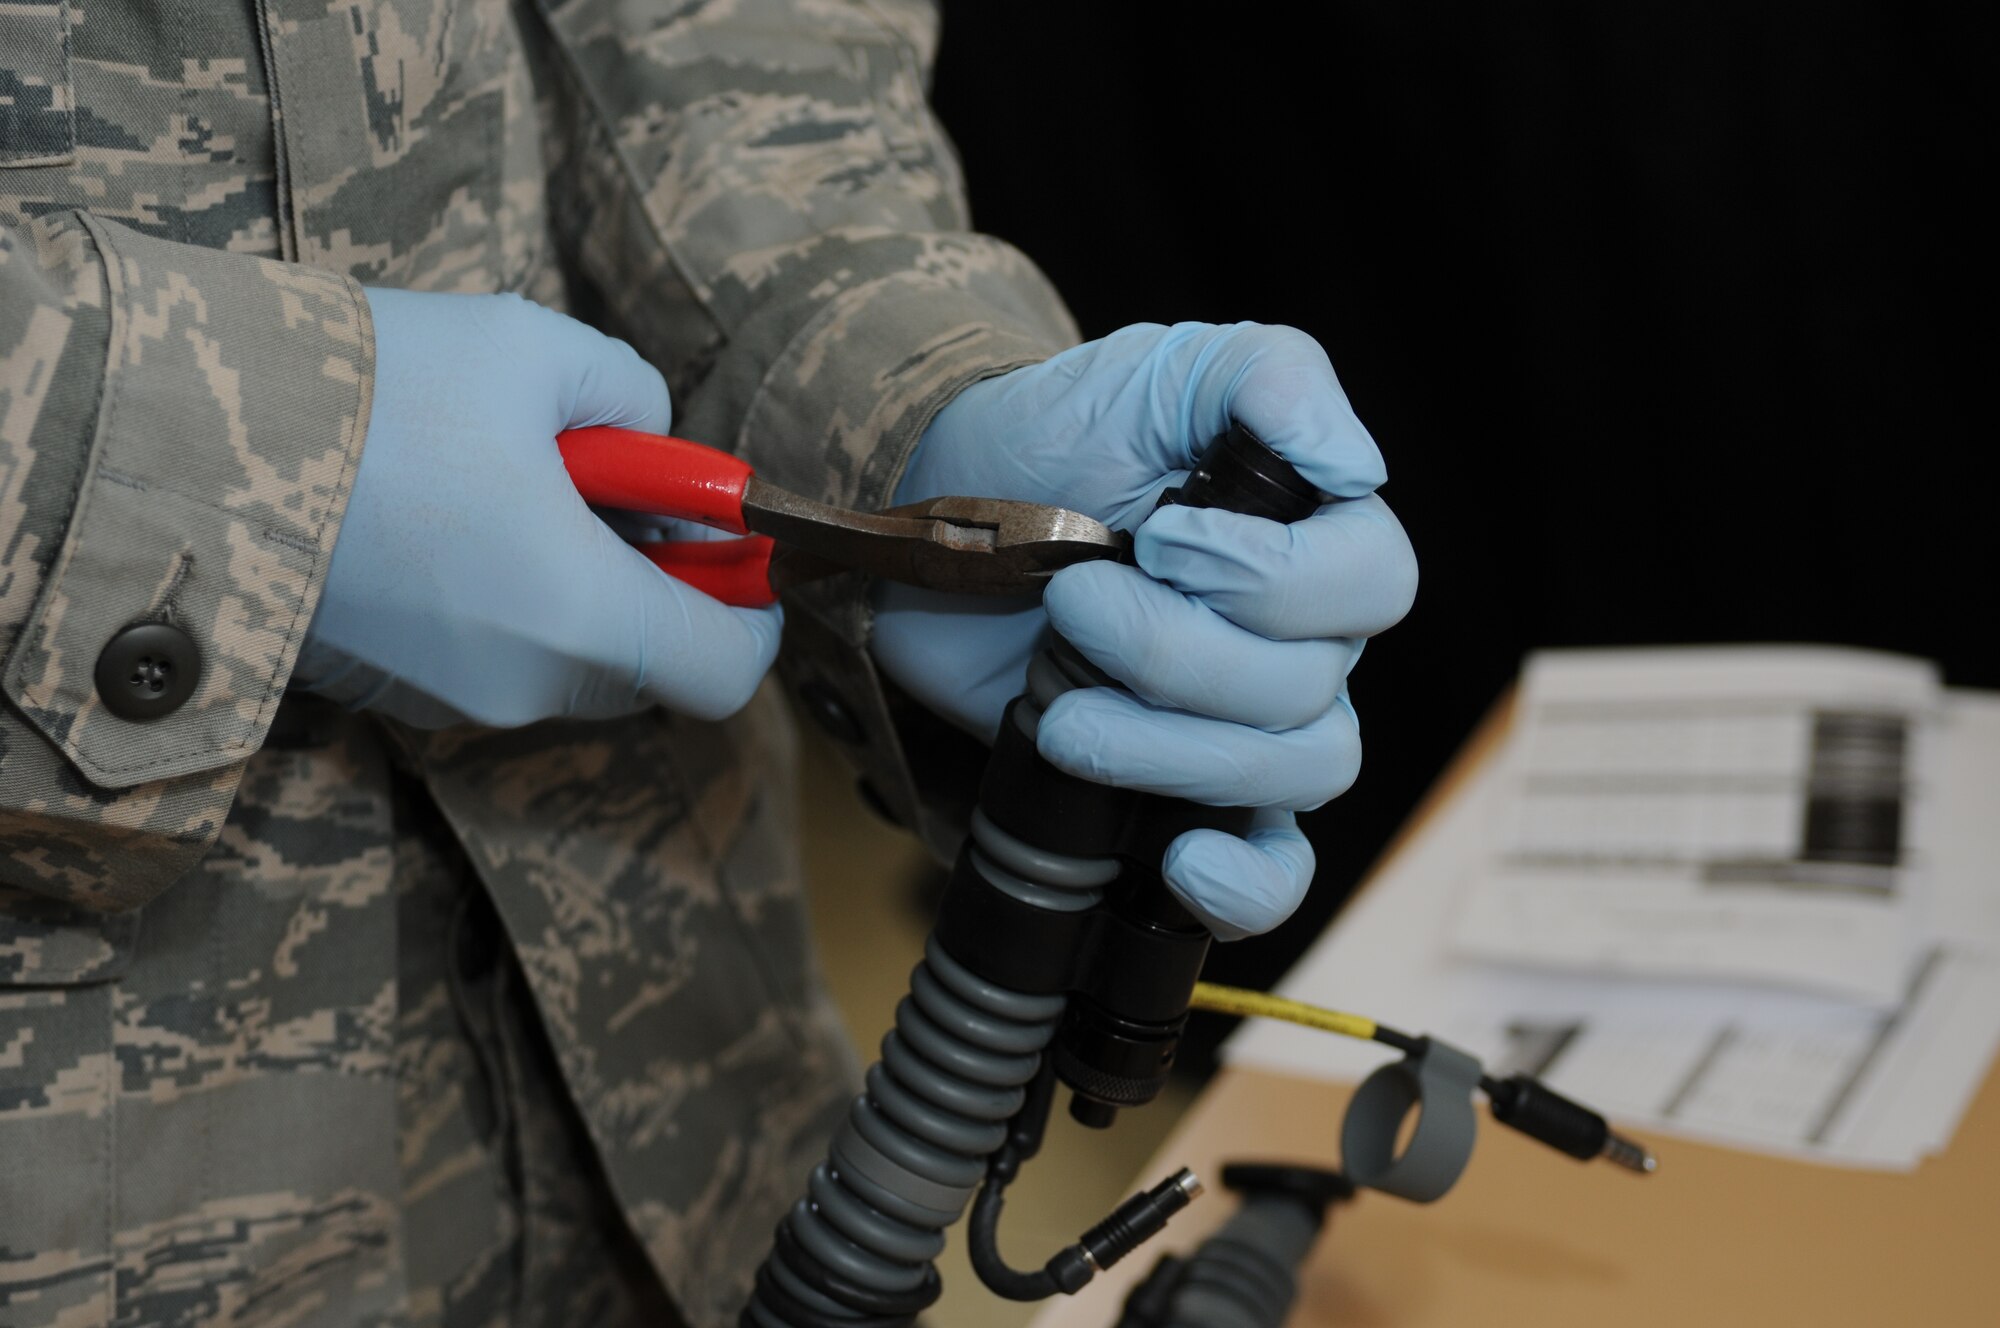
[
  {"xmin": 1079, "ymin": 1171, "xmax": 1201, "ymax": 1272},
  {"xmin": 1485, "ymin": 1074, "xmax": 1611, "ymax": 1161},
  {"xmin": 1052, "ymin": 1003, "xmax": 1184, "ymax": 1118},
  {"xmin": 1219, "ymin": 1163, "xmax": 1354, "ymax": 1230},
  {"xmin": 1159, "ymin": 422, "xmax": 1326, "ymax": 524}
]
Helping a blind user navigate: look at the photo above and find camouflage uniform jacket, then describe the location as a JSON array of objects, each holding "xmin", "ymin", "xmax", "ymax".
[{"xmin": 0, "ymin": 2, "xmax": 1077, "ymax": 1324}]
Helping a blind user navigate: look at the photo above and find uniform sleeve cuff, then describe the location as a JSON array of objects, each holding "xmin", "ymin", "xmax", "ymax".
[
  {"xmin": 2, "ymin": 217, "xmax": 373, "ymax": 789},
  {"xmin": 727, "ymin": 264, "xmax": 1076, "ymax": 857}
]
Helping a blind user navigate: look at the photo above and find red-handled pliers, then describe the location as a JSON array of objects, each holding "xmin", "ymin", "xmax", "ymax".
[{"xmin": 557, "ymin": 427, "xmax": 1127, "ymax": 606}]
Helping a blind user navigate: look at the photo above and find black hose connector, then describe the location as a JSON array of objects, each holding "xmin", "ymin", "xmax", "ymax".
[
  {"xmin": 1217, "ymin": 1163, "xmax": 1355, "ymax": 1228},
  {"xmin": 1159, "ymin": 421, "xmax": 1325, "ymax": 524}
]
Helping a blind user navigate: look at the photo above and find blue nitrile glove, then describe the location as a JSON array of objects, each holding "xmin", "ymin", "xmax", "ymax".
[
  {"xmin": 294, "ymin": 289, "xmax": 781, "ymax": 729},
  {"xmin": 871, "ymin": 322, "xmax": 1417, "ymax": 940}
]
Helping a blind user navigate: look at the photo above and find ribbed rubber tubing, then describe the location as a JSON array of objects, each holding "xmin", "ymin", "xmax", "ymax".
[
  {"xmin": 741, "ymin": 645, "xmax": 1108, "ymax": 1327},
  {"xmin": 1154, "ymin": 1197, "xmax": 1320, "ymax": 1328},
  {"xmin": 742, "ymin": 926, "xmax": 1066, "ymax": 1327}
]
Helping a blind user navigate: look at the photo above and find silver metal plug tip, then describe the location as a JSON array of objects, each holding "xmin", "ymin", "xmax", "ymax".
[{"xmin": 1601, "ymin": 1132, "xmax": 1658, "ymax": 1174}]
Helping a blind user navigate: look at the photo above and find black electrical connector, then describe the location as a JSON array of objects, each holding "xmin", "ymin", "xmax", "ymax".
[
  {"xmin": 971, "ymin": 1165, "xmax": 1203, "ymax": 1301},
  {"xmin": 1483, "ymin": 1073, "xmax": 1657, "ymax": 1172},
  {"xmin": 967, "ymin": 1061, "xmax": 1204, "ymax": 1302},
  {"xmin": 1348, "ymin": 1009, "xmax": 1658, "ymax": 1180}
]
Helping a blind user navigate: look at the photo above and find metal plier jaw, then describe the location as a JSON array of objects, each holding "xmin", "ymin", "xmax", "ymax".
[
  {"xmin": 758, "ymin": 488, "xmax": 1129, "ymax": 596},
  {"xmin": 558, "ymin": 426, "xmax": 1128, "ymax": 605}
]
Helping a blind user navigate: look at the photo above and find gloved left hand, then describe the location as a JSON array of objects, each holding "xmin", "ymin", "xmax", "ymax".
[{"xmin": 871, "ymin": 322, "xmax": 1417, "ymax": 940}]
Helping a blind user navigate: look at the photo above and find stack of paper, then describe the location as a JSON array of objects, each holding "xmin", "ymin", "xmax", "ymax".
[
  {"xmin": 1227, "ymin": 646, "xmax": 2000, "ymax": 1170},
  {"xmin": 1452, "ymin": 647, "xmax": 1939, "ymax": 1004}
]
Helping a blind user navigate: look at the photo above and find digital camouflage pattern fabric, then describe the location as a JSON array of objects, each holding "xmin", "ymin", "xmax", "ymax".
[{"xmin": 0, "ymin": 2, "xmax": 1077, "ymax": 1324}]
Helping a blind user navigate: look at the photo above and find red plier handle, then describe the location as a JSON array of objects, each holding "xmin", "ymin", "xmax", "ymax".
[
  {"xmin": 562, "ymin": 425, "xmax": 1131, "ymax": 606},
  {"xmin": 558, "ymin": 426, "xmax": 780, "ymax": 607}
]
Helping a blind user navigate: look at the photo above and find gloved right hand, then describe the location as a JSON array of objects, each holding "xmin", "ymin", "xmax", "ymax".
[
  {"xmin": 872, "ymin": 323, "xmax": 1416, "ymax": 939},
  {"xmin": 293, "ymin": 289, "xmax": 781, "ymax": 729}
]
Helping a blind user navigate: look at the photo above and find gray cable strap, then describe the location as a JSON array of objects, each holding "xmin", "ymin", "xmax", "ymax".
[{"xmin": 1339, "ymin": 1038, "xmax": 1483, "ymax": 1202}]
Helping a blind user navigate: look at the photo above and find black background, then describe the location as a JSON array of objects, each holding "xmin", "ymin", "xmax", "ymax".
[{"xmin": 931, "ymin": 2, "xmax": 1992, "ymax": 1070}]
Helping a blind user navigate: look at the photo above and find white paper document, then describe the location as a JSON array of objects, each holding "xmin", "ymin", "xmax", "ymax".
[
  {"xmin": 1226, "ymin": 658, "xmax": 2000, "ymax": 1172},
  {"xmin": 1447, "ymin": 646, "xmax": 1940, "ymax": 1004}
]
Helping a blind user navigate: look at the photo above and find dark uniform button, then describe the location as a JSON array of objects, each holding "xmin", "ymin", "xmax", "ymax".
[{"xmin": 94, "ymin": 622, "xmax": 202, "ymax": 721}]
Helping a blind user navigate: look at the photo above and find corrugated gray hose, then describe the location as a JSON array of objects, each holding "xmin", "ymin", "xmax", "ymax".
[
  {"xmin": 743, "ymin": 423, "xmax": 1324, "ymax": 1328},
  {"xmin": 741, "ymin": 658, "xmax": 1109, "ymax": 1328},
  {"xmin": 1151, "ymin": 1198, "xmax": 1318, "ymax": 1328}
]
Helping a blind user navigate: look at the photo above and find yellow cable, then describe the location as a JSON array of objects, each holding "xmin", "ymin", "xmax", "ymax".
[{"xmin": 1189, "ymin": 982, "xmax": 1377, "ymax": 1042}]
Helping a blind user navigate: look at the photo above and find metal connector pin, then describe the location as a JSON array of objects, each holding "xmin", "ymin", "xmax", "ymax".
[{"xmin": 1601, "ymin": 1131, "xmax": 1658, "ymax": 1174}]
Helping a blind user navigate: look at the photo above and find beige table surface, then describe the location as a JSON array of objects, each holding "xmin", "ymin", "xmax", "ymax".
[{"xmin": 1030, "ymin": 698, "xmax": 2000, "ymax": 1328}]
